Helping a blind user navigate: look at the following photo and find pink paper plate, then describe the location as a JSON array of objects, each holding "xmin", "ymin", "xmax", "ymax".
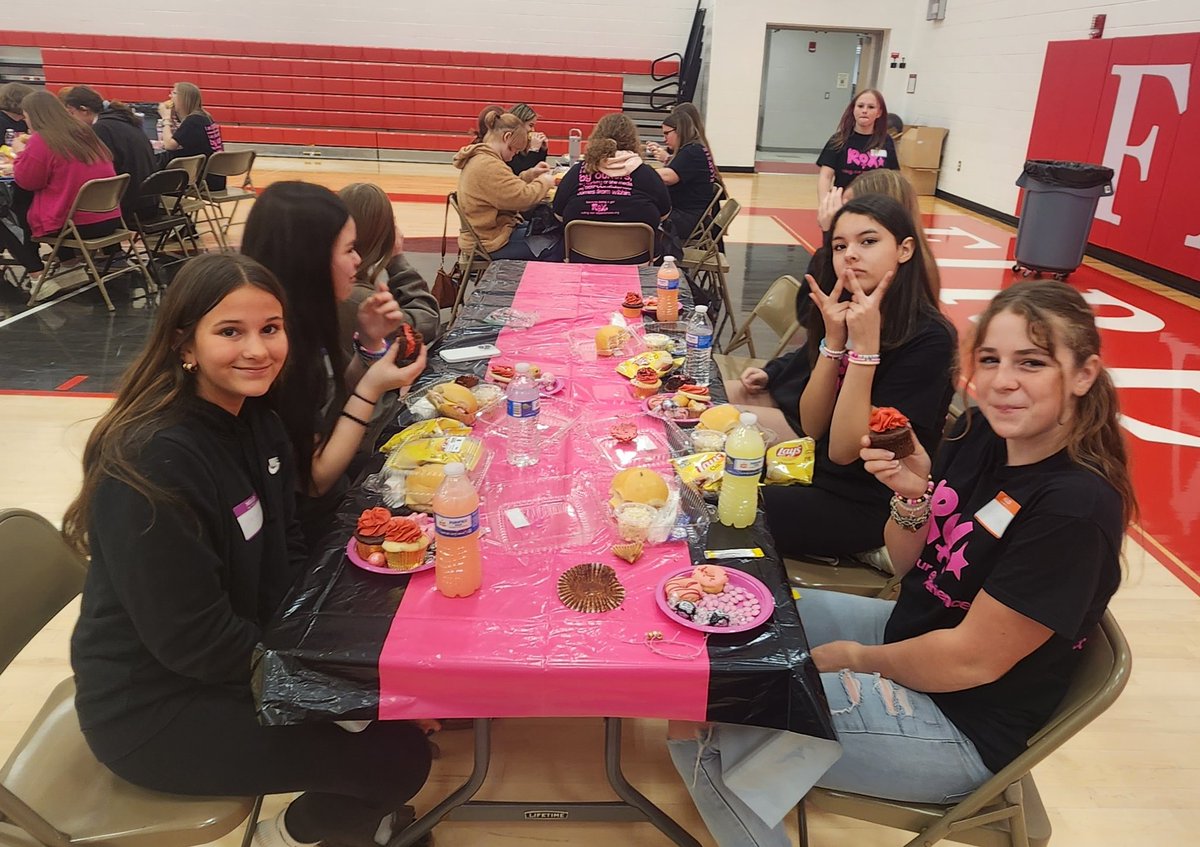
[
  {"xmin": 655, "ymin": 568, "xmax": 774, "ymax": 634},
  {"xmin": 345, "ymin": 537, "xmax": 435, "ymax": 575},
  {"xmin": 645, "ymin": 394, "xmax": 703, "ymax": 425}
]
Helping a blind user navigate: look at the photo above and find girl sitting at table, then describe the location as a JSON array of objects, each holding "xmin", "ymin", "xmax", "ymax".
[
  {"xmin": 63, "ymin": 253, "xmax": 434, "ymax": 847},
  {"xmin": 507, "ymin": 102, "xmax": 549, "ymax": 177},
  {"xmin": 159, "ymin": 81, "xmax": 224, "ymax": 190},
  {"xmin": 646, "ymin": 102, "xmax": 723, "ymax": 245},
  {"xmin": 727, "ymin": 168, "xmax": 942, "ymax": 440},
  {"xmin": 669, "ymin": 280, "xmax": 1132, "ymax": 847},
  {"xmin": 242, "ymin": 181, "xmax": 428, "ymax": 544},
  {"xmin": 453, "ymin": 110, "xmax": 556, "ymax": 260},
  {"xmin": 757, "ymin": 194, "xmax": 956, "ymax": 559},
  {"xmin": 552, "ymin": 112, "xmax": 671, "ymax": 263}
]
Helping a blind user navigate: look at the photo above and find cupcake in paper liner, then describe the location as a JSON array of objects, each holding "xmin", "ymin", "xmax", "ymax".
[{"xmin": 557, "ymin": 563, "xmax": 626, "ymax": 613}]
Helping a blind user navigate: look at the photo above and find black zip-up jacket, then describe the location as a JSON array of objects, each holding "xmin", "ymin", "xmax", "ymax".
[{"xmin": 93, "ymin": 110, "xmax": 159, "ymax": 218}]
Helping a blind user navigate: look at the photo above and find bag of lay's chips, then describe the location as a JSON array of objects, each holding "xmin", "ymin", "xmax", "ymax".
[
  {"xmin": 378, "ymin": 417, "xmax": 472, "ymax": 453},
  {"xmin": 765, "ymin": 438, "xmax": 815, "ymax": 485},
  {"xmin": 385, "ymin": 436, "xmax": 484, "ymax": 472},
  {"xmin": 672, "ymin": 452, "xmax": 726, "ymax": 493}
]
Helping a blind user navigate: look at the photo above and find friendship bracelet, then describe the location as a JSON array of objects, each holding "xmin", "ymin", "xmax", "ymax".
[
  {"xmin": 818, "ymin": 338, "xmax": 846, "ymax": 360},
  {"xmin": 340, "ymin": 410, "xmax": 370, "ymax": 428},
  {"xmin": 846, "ymin": 350, "xmax": 881, "ymax": 366},
  {"xmin": 352, "ymin": 332, "xmax": 389, "ymax": 364},
  {"xmin": 351, "ymin": 390, "xmax": 378, "ymax": 406},
  {"xmin": 890, "ymin": 495, "xmax": 932, "ymax": 532},
  {"xmin": 901, "ymin": 480, "xmax": 935, "ymax": 507}
]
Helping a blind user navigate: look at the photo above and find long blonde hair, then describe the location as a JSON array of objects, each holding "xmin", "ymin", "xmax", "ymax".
[
  {"xmin": 20, "ymin": 91, "xmax": 111, "ymax": 164},
  {"xmin": 339, "ymin": 182, "xmax": 396, "ymax": 286},
  {"xmin": 848, "ymin": 168, "xmax": 941, "ymax": 300},
  {"xmin": 172, "ymin": 81, "xmax": 211, "ymax": 120},
  {"xmin": 967, "ymin": 282, "xmax": 1136, "ymax": 528},
  {"xmin": 583, "ymin": 113, "xmax": 641, "ymax": 174}
]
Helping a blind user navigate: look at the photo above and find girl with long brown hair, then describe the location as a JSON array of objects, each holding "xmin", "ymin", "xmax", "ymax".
[
  {"xmin": 61, "ymin": 85, "xmax": 159, "ymax": 220},
  {"xmin": 817, "ymin": 88, "xmax": 899, "ymax": 204},
  {"xmin": 647, "ymin": 103, "xmax": 723, "ymax": 243},
  {"xmin": 551, "ymin": 112, "xmax": 671, "ymax": 262},
  {"xmin": 8, "ymin": 90, "xmax": 119, "ymax": 278},
  {"xmin": 160, "ymin": 81, "xmax": 225, "ymax": 189},
  {"xmin": 670, "ymin": 281, "xmax": 1131, "ymax": 847},
  {"xmin": 64, "ymin": 252, "xmax": 434, "ymax": 847}
]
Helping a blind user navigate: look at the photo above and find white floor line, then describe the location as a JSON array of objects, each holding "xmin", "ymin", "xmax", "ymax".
[{"xmin": 0, "ymin": 280, "xmax": 101, "ymax": 330}]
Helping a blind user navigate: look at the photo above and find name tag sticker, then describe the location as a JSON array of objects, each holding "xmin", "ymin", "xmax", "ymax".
[
  {"xmin": 975, "ymin": 491, "xmax": 1020, "ymax": 539},
  {"xmin": 233, "ymin": 494, "xmax": 263, "ymax": 541},
  {"xmin": 871, "ymin": 149, "xmax": 888, "ymax": 158}
]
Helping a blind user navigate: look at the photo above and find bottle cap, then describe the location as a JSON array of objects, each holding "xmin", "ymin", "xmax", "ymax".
[
  {"xmin": 695, "ymin": 305, "xmax": 708, "ymax": 314},
  {"xmin": 515, "ymin": 362, "xmax": 531, "ymax": 373},
  {"xmin": 662, "ymin": 255, "xmax": 675, "ymax": 263},
  {"xmin": 444, "ymin": 462, "xmax": 466, "ymax": 477},
  {"xmin": 739, "ymin": 412, "xmax": 758, "ymax": 427}
]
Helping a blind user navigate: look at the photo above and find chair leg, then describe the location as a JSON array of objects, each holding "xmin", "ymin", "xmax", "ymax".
[
  {"xmin": 796, "ymin": 799, "xmax": 810, "ymax": 847},
  {"xmin": 79, "ymin": 249, "xmax": 115, "ymax": 312},
  {"xmin": 238, "ymin": 795, "xmax": 264, "ymax": 847},
  {"xmin": 26, "ymin": 239, "xmax": 65, "ymax": 306}
]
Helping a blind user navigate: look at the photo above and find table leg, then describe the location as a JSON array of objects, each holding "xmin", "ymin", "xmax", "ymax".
[{"xmin": 604, "ymin": 717, "xmax": 702, "ymax": 847}]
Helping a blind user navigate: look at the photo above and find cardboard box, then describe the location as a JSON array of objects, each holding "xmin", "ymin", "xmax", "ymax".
[
  {"xmin": 897, "ymin": 125, "xmax": 948, "ymax": 170},
  {"xmin": 901, "ymin": 166, "xmax": 939, "ymax": 196}
]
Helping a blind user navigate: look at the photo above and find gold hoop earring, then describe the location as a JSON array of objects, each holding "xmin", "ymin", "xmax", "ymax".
[{"xmin": 182, "ymin": 361, "xmax": 198, "ymax": 374}]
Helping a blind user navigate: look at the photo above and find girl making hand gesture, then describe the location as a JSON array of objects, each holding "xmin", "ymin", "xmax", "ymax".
[{"xmin": 762, "ymin": 194, "xmax": 956, "ymax": 558}]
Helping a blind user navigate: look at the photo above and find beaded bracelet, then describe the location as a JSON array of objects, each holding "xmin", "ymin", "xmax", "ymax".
[
  {"xmin": 846, "ymin": 350, "xmax": 881, "ymax": 366},
  {"xmin": 352, "ymin": 332, "xmax": 388, "ymax": 364},
  {"xmin": 890, "ymin": 495, "xmax": 931, "ymax": 532},
  {"xmin": 818, "ymin": 338, "xmax": 846, "ymax": 360}
]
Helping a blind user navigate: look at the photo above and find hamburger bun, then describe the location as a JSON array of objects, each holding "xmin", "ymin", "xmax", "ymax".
[
  {"xmin": 609, "ymin": 468, "xmax": 669, "ymax": 509},
  {"xmin": 405, "ymin": 464, "xmax": 447, "ymax": 510},
  {"xmin": 595, "ymin": 325, "xmax": 631, "ymax": 357},
  {"xmin": 427, "ymin": 382, "xmax": 479, "ymax": 425},
  {"xmin": 697, "ymin": 404, "xmax": 741, "ymax": 434}
]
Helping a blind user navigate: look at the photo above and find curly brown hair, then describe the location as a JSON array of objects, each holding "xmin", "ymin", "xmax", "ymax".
[{"xmin": 582, "ymin": 113, "xmax": 641, "ymax": 174}]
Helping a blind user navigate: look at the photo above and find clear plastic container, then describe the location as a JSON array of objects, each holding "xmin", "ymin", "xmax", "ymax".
[
  {"xmin": 481, "ymin": 474, "xmax": 609, "ymax": 554},
  {"xmin": 588, "ymin": 414, "xmax": 674, "ymax": 470}
]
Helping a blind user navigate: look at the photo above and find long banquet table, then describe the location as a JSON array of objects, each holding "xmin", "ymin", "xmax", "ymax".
[{"xmin": 254, "ymin": 260, "xmax": 835, "ymax": 845}]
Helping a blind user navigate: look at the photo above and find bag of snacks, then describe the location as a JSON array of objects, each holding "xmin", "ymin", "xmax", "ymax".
[
  {"xmin": 764, "ymin": 438, "xmax": 815, "ymax": 485},
  {"xmin": 672, "ymin": 452, "xmax": 725, "ymax": 493},
  {"xmin": 378, "ymin": 418, "xmax": 472, "ymax": 453},
  {"xmin": 385, "ymin": 435, "xmax": 485, "ymax": 472}
]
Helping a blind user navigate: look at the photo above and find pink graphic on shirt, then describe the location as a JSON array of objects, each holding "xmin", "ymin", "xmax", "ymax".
[
  {"xmin": 846, "ymin": 147, "xmax": 885, "ymax": 169},
  {"xmin": 913, "ymin": 480, "xmax": 975, "ymax": 609},
  {"xmin": 577, "ymin": 172, "xmax": 633, "ymax": 198},
  {"xmin": 206, "ymin": 122, "xmax": 224, "ymax": 152}
]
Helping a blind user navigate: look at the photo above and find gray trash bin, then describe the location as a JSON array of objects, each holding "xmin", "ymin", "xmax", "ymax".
[{"xmin": 1013, "ymin": 160, "xmax": 1114, "ymax": 279}]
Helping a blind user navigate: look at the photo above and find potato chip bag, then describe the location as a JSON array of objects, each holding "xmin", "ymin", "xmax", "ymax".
[
  {"xmin": 378, "ymin": 418, "xmax": 472, "ymax": 453},
  {"xmin": 671, "ymin": 452, "xmax": 726, "ymax": 493},
  {"xmin": 385, "ymin": 436, "xmax": 484, "ymax": 472},
  {"xmin": 764, "ymin": 438, "xmax": 815, "ymax": 485}
]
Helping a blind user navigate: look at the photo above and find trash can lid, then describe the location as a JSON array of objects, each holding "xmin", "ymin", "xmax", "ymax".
[{"xmin": 1022, "ymin": 160, "xmax": 1115, "ymax": 190}]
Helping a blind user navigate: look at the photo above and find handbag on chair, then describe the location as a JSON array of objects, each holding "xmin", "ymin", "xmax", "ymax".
[{"xmin": 431, "ymin": 195, "xmax": 461, "ymax": 310}]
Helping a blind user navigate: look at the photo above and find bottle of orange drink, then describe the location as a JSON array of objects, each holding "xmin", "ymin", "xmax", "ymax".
[{"xmin": 433, "ymin": 462, "xmax": 482, "ymax": 597}]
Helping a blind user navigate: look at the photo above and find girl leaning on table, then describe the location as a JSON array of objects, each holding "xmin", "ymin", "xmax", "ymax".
[
  {"xmin": 761, "ymin": 194, "xmax": 957, "ymax": 558},
  {"xmin": 646, "ymin": 102, "xmax": 723, "ymax": 246},
  {"xmin": 670, "ymin": 280, "xmax": 1134, "ymax": 847},
  {"xmin": 63, "ymin": 254, "xmax": 434, "ymax": 847},
  {"xmin": 241, "ymin": 181, "xmax": 428, "ymax": 545}
]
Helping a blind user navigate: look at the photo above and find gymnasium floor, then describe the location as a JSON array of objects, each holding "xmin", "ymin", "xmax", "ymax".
[{"xmin": 1, "ymin": 159, "xmax": 1198, "ymax": 846}]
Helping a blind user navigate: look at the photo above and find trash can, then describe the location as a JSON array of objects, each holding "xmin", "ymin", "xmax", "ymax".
[{"xmin": 1013, "ymin": 160, "xmax": 1114, "ymax": 279}]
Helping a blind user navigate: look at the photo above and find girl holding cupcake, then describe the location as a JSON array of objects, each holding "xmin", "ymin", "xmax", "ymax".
[
  {"xmin": 761, "ymin": 194, "xmax": 957, "ymax": 558},
  {"xmin": 63, "ymin": 254, "xmax": 434, "ymax": 847},
  {"xmin": 669, "ymin": 281, "xmax": 1132, "ymax": 847},
  {"xmin": 242, "ymin": 181, "xmax": 428, "ymax": 544}
]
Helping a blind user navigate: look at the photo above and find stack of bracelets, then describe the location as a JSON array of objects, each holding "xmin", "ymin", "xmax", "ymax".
[
  {"xmin": 817, "ymin": 338, "xmax": 880, "ymax": 366},
  {"xmin": 352, "ymin": 332, "xmax": 389, "ymax": 366},
  {"xmin": 890, "ymin": 480, "xmax": 935, "ymax": 532}
]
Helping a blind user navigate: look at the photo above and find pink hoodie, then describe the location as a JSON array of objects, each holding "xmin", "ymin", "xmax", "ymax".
[
  {"xmin": 13, "ymin": 133, "xmax": 120, "ymax": 236},
  {"xmin": 596, "ymin": 150, "xmax": 644, "ymax": 177}
]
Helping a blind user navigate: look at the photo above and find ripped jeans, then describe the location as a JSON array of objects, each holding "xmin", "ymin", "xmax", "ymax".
[{"xmin": 667, "ymin": 589, "xmax": 993, "ymax": 847}]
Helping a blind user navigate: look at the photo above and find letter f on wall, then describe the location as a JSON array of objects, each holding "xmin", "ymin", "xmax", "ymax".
[{"xmin": 1095, "ymin": 64, "xmax": 1190, "ymax": 226}]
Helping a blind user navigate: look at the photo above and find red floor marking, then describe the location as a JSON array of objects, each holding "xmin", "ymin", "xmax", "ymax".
[
  {"xmin": 55, "ymin": 375, "xmax": 88, "ymax": 391},
  {"xmin": 0, "ymin": 389, "xmax": 114, "ymax": 398},
  {"xmin": 753, "ymin": 206, "xmax": 1200, "ymax": 596}
]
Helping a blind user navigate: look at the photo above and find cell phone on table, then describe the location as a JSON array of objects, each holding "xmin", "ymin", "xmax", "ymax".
[{"xmin": 438, "ymin": 344, "xmax": 501, "ymax": 363}]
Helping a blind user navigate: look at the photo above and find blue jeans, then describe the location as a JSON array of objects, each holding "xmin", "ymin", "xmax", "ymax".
[{"xmin": 667, "ymin": 589, "xmax": 994, "ymax": 847}]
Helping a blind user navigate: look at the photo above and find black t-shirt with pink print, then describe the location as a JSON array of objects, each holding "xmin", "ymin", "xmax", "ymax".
[
  {"xmin": 552, "ymin": 161, "xmax": 671, "ymax": 230},
  {"xmin": 884, "ymin": 415, "xmax": 1122, "ymax": 773},
  {"xmin": 817, "ymin": 131, "xmax": 900, "ymax": 189}
]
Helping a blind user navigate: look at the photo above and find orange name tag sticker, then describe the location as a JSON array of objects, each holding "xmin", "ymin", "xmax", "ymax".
[{"xmin": 974, "ymin": 491, "xmax": 1020, "ymax": 539}]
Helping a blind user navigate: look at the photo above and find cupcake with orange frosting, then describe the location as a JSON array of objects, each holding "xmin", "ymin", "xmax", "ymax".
[
  {"xmin": 621, "ymin": 291, "xmax": 644, "ymax": 319},
  {"xmin": 630, "ymin": 366, "xmax": 662, "ymax": 399},
  {"xmin": 381, "ymin": 516, "xmax": 431, "ymax": 570},
  {"xmin": 867, "ymin": 406, "xmax": 914, "ymax": 459},
  {"xmin": 355, "ymin": 507, "xmax": 392, "ymax": 559}
]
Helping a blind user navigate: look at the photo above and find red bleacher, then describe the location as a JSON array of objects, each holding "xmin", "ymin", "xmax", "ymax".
[{"xmin": 3, "ymin": 30, "xmax": 678, "ymax": 153}]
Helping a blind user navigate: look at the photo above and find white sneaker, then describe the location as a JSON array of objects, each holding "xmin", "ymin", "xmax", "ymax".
[
  {"xmin": 31, "ymin": 277, "xmax": 62, "ymax": 302},
  {"xmin": 252, "ymin": 810, "xmax": 320, "ymax": 847}
]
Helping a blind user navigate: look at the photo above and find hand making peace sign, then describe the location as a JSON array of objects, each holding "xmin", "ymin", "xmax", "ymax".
[
  {"xmin": 843, "ymin": 269, "xmax": 893, "ymax": 356},
  {"xmin": 806, "ymin": 272, "xmax": 850, "ymax": 351}
]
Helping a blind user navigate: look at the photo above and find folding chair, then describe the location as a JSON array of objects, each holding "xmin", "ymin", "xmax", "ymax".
[
  {"xmin": 680, "ymin": 197, "xmax": 740, "ymax": 345},
  {"xmin": 723, "ymin": 273, "xmax": 804, "ymax": 360},
  {"xmin": 165, "ymin": 154, "xmax": 225, "ymax": 250},
  {"xmin": 800, "ymin": 610, "xmax": 1132, "ymax": 847},
  {"xmin": 198, "ymin": 150, "xmax": 256, "ymax": 247},
  {"xmin": 0, "ymin": 508, "xmax": 262, "ymax": 847},
  {"xmin": 447, "ymin": 191, "xmax": 493, "ymax": 323},
  {"xmin": 682, "ymin": 182, "xmax": 725, "ymax": 248},
  {"xmin": 132, "ymin": 169, "xmax": 198, "ymax": 286},
  {"xmin": 28, "ymin": 175, "xmax": 156, "ymax": 312},
  {"xmin": 563, "ymin": 220, "xmax": 656, "ymax": 266}
]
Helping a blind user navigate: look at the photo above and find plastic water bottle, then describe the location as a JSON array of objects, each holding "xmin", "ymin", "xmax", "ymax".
[
  {"xmin": 3, "ymin": 129, "xmax": 12, "ymax": 147},
  {"xmin": 155, "ymin": 119, "xmax": 165, "ymax": 141},
  {"xmin": 684, "ymin": 305, "xmax": 713, "ymax": 386},
  {"xmin": 718, "ymin": 413, "xmax": 766, "ymax": 528},
  {"xmin": 505, "ymin": 362, "xmax": 541, "ymax": 467},
  {"xmin": 434, "ymin": 462, "xmax": 482, "ymax": 597},
  {"xmin": 656, "ymin": 255, "xmax": 681, "ymax": 323}
]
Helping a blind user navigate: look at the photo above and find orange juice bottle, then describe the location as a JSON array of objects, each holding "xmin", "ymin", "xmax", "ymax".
[
  {"xmin": 433, "ymin": 462, "xmax": 482, "ymax": 597},
  {"xmin": 656, "ymin": 256, "xmax": 681, "ymax": 322}
]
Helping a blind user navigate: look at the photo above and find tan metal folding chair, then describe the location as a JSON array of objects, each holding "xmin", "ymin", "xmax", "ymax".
[
  {"xmin": 724, "ymin": 274, "xmax": 804, "ymax": 359},
  {"xmin": 448, "ymin": 191, "xmax": 493, "ymax": 323},
  {"xmin": 680, "ymin": 197, "xmax": 739, "ymax": 345},
  {"xmin": 800, "ymin": 610, "xmax": 1132, "ymax": 847},
  {"xmin": 165, "ymin": 154, "xmax": 225, "ymax": 250},
  {"xmin": 563, "ymin": 220, "xmax": 656, "ymax": 266},
  {"xmin": 683, "ymin": 182, "xmax": 726, "ymax": 248},
  {"xmin": 0, "ymin": 508, "xmax": 261, "ymax": 847},
  {"xmin": 29, "ymin": 175, "xmax": 156, "ymax": 312},
  {"xmin": 198, "ymin": 150, "xmax": 256, "ymax": 247}
]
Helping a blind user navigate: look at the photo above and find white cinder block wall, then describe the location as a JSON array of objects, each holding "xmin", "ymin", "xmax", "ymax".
[
  {"xmin": 904, "ymin": 0, "xmax": 1200, "ymax": 214},
  {"xmin": 7, "ymin": 0, "xmax": 699, "ymax": 59}
]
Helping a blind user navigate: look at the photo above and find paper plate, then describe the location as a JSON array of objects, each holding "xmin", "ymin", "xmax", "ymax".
[
  {"xmin": 345, "ymin": 537, "xmax": 435, "ymax": 575},
  {"xmin": 645, "ymin": 394, "xmax": 704, "ymax": 425},
  {"xmin": 655, "ymin": 568, "xmax": 774, "ymax": 634}
]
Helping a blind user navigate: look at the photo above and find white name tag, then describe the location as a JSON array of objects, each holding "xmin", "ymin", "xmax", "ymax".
[
  {"xmin": 974, "ymin": 491, "xmax": 1020, "ymax": 539},
  {"xmin": 233, "ymin": 494, "xmax": 264, "ymax": 541},
  {"xmin": 871, "ymin": 149, "xmax": 888, "ymax": 159}
]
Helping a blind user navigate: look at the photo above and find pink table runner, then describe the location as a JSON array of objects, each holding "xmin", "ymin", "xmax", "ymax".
[{"xmin": 378, "ymin": 263, "xmax": 710, "ymax": 720}]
